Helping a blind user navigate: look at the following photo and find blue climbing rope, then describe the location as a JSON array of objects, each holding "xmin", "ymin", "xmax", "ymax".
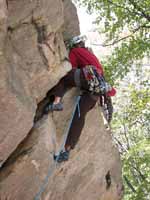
[
  {"xmin": 34, "ymin": 95, "xmax": 81, "ymax": 200},
  {"xmin": 56, "ymin": 95, "xmax": 81, "ymax": 153},
  {"xmin": 34, "ymin": 156, "xmax": 56, "ymax": 200},
  {"xmin": 77, "ymin": 99, "xmax": 81, "ymax": 118}
]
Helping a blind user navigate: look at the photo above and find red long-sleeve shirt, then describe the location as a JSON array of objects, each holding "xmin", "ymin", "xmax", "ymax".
[{"xmin": 69, "ymin": 47, "xmax": 104, "ymax": 75}]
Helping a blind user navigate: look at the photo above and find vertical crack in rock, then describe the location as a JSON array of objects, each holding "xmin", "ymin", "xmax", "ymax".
[
  {"xmin": 33, "ymin": 92, "xmax": 53, "ymax": 123},
  {"xmin": 31, "ymin": 19, "xmax": 49, "ymax": 68},
  {"xmin": 44, "ymin": 32, "xmax": 56, "ymax": 55},
  {"xmin": 6, "ymin": 0, "xmax": 8, "ymax": 9},
  {"xmin": 0, "ymin": 127, "xmax": 34, "ymax": 171}
]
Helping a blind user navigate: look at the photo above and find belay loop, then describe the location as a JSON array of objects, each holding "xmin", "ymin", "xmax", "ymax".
[{"xmin": 83, "ymin": 65, "xmax": 111, "ymax": 95}]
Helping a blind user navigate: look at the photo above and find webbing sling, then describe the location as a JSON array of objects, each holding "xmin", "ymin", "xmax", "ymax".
[{"xmin": 34, "ymin": 96, "xmax": 81, "ymax": 200}]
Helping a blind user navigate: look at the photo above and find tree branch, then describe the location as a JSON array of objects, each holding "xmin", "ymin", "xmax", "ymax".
[
  {"xmin": 104, "ymin": 35, "xmax": 133, "ymax": 47},
  {"xmin": 132, "ymin": 165, "xmax": 146, "ymax": 181},
  {"xmin": 106, "ymin": 0, "xmax": 133, "ymax": 14},
  {"xmin": 113, "ymin": 136, "xmax": 127, "ymax": 153},
  {"xmin": 123, "ymin": 123, "xmax": 130, "ymax": 150},
  {"xmin": 124, "ymin": 175, "xmax": 136, "ymax": 193},
  {"xmin": 91, "ymin": 24, "xmax": 150, "ymax": 47},
  {"xmin": 91, "ymin": 34, "xmax": 132, "ymax": 47},
  {"xmin": 107, "ymin": 0, "xmax": 150, "ymax": 21},
  {"xmin": 128, "ymin": 0, "xmax": 150, "ymax": 21}
]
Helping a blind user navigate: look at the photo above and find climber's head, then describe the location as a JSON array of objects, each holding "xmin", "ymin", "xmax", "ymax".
[
  {"xmin": 71, "ymin": 35, "xmax": 87, "ymax": 47},
  {"xmin": 65, "ymin": 35, "xmax": 87, "ymax": 50}
]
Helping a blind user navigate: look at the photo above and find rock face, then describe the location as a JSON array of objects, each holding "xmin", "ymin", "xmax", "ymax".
[
  {"xmin": 43, "ymin": 97, "xmax": 123, "ymax": 200},
  {"xmin": 63, "ymin": 0, "xmax": 80, "ymax": 41},
  {"xmin": 0, "ymin": 0, "xmax": 79, "ymax": 166},
  {"xmin": 0, "ymin": 116, "xmax": 56, "ymax": 200},
  {"xmin": 0, "ymin": 0, "xmax": 123, "ymax": 199}
]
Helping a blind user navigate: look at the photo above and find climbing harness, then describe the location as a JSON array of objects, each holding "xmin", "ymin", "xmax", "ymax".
[
  {"xmin": 83, "ymin": 65, "xmax": 112, "ymax": 95},
  {"xmin": 34, "ymin": 95, "xmax": 81, "ymax": 200}
]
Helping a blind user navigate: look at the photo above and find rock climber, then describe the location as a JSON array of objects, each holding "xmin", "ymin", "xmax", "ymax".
[{"xmin": 44, "ymin": 35, "xmax": 116, "ymax": 162}]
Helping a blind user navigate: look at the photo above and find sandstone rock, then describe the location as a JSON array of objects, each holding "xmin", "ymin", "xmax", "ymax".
[
  {"xmin": 0, "ymin": 90, "xmax": 123, "ymax": 200},
  {"xmin": 42, "ymin": 100, "xmax": 123, "ymax": 200},
  {"xmin": 0, "ymin": 0, "xmax": 7, "ymax": 50},
  {"xmin": 0, "ymin": 0, "xmax": 78, "ymax": 165},
  {"xmin": 8, "ymin": 0, "xmax": 64, "ymax": 32},
  {"xmin": 7, "ymin": 11, "xmax": 70, "ymax": 102},
  {"xmin": 0, "ymin": 37, "xmax": 36, "ymax": 166},
  {"xmin": 0, "ymin": 116, "xmax": 56, "ymax": 200},
  {"xmin": 63, "ymin": 0, "xmax": 80, "ymax": 41},
  {"xmin": 0, "ymin": 89, "xmax": 34, "ymax": 167}
]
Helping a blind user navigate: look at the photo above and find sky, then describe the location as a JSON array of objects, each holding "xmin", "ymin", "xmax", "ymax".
[
  {"xmin": 76, "ymin": 6, "xmax": 95, "ymax": 34},
  {"xmin": 76, "ymin": 5, "xmax": 113, "ymax": 58}
]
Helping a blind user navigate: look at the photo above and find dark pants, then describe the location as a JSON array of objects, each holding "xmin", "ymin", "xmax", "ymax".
[
  {"xmin": 50, "ymin": 69, "xmax": 88, "ymax": 97},
  {"xmin": 65, "ymin": 93, "xmax": 97, "ymax": 149},
  {"xmin": 50, "ymin": 69, "xmax": 97, "ymax": 149}
]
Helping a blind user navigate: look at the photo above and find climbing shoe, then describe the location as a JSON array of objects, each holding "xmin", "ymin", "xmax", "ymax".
[
  {"xmin": 44, "ymin": 102, "xmax": 63, "ymax": 114},
  {"xmin": 54, "ymin": 150, "xmax": 70, "ymax": 163}
]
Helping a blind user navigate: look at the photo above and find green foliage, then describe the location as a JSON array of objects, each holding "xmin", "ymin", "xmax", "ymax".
[
  {"xmin": 75, "ymin": 1, "xmax": 150, "ymax": 199},
  {"xmin": 103, "ymin": 36, "xmax": 150, "ymax": 85},
  {"xmin": 76, "ymin": 0, "xmax": 150, "ymax": 83},
  {"xmin": 111, "ymin": 65, "xmax": 150, "ymax": 199},
  {"xmin": 123, "ymin": 140, "xmax": 150, "ymax": 200}
]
